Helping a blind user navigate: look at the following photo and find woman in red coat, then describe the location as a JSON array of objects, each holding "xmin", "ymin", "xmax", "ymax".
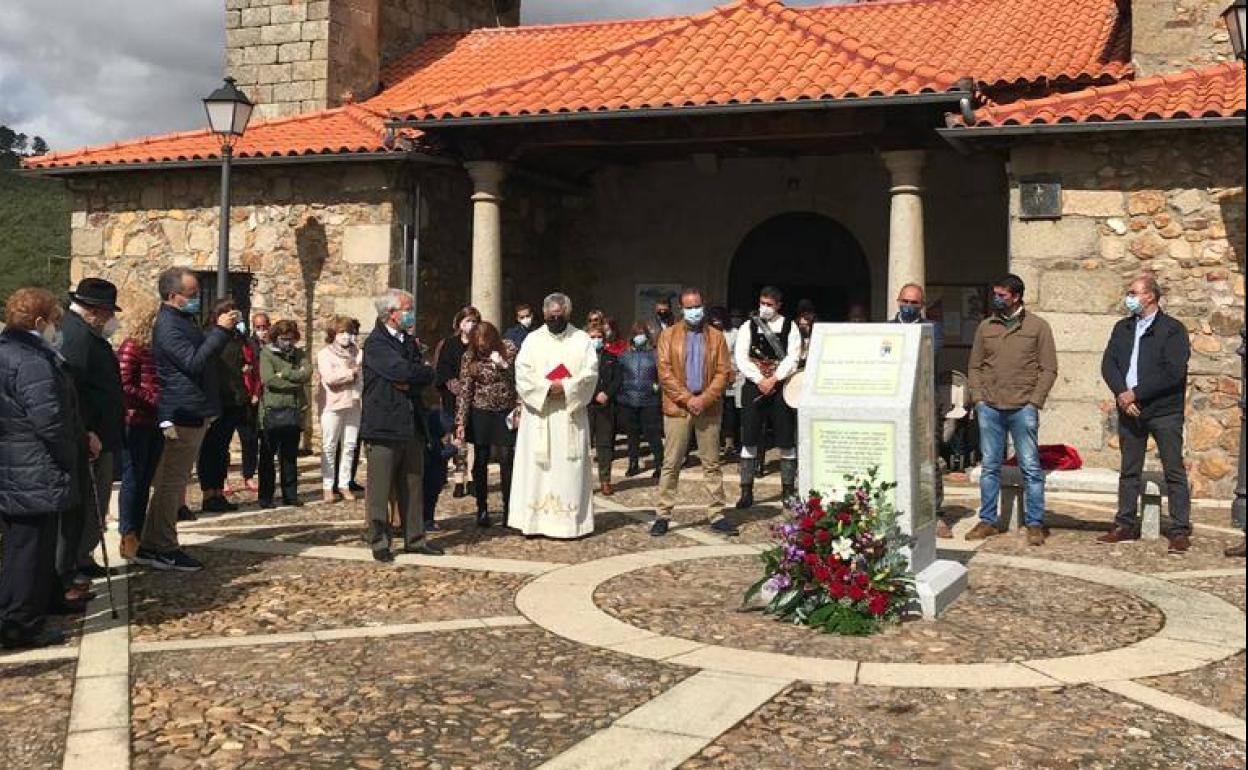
[{"xmin": 116, "ymin": 298, "xmax": 163, "ymax": 560}]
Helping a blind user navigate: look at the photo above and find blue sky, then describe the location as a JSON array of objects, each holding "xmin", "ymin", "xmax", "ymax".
[{"xmin": 0, "ymin": 0, "xmax": 833, "ymax": 152}]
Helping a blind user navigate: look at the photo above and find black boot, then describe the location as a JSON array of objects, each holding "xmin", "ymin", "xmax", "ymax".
[
  {"xmin": 626, "ymin": 459, "xmax": 643, "ymax": 478},
  {"xmin": 452, "ymin": 483, "xmax": 466, "ymax": 499},
  {"xmin": 476, "ymin": 509, "xmax": 492, "ymax": 528},
  {"xmin": 651, "ymin": 448, "xmax": 664, "ymax": 480},
  {"xmin": 735, "ymin": 457, "xmax": 756, "ymax": 509},
  {"xmin": 780, "ymin": 458, "xmax": 799, "ymax": 507}
]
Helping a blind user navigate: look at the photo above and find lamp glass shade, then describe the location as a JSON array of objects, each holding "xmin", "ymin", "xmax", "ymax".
[
  {"xmin": 203, "ymin": 77, "xmax": 254, "ymax": 138},
  {"xmin": 1224, "ymin": 0, "xmax": 1247, "ymax": 60}
]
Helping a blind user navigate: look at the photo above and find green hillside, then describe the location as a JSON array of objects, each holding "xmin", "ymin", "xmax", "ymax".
[{"xmin": 0, "ymin": 167, "xmax": 71, "ymax": 307}]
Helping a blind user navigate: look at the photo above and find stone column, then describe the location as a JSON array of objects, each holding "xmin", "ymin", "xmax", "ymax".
[
  {"xmin": 882, "ymin": 150, "xmax": 927, "ymax": 307},
  {"xmin": 465, "ymin": 161, "xmax": 505, "ymax": 326}
]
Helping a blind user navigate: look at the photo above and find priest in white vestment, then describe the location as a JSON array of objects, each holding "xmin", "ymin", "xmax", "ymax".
[{"xmin": 510, "ymin": 293, "xmax": 599, "ymax": 538}]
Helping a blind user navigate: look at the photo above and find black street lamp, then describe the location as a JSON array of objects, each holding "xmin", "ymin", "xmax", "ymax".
[
  {"xmin": 203, "ymin": 77, "xmax": 254, "ymax": 300},
  {"xmin": 1224, "ymin": 0, "xmax": 1247, "ymax": 60}
]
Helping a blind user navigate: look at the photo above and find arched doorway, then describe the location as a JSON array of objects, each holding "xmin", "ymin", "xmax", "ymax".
[{"xmin": 728, "ymin": 212, "xmax": 870, "ymax": 320}]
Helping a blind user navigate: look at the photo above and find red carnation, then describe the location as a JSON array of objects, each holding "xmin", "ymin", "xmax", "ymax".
[
  {"xmin": 813, "ymin": 565, "xmax": 831, "ymax": 583},
  {"xmin": 867, "ymin": 592, "xmax": 891, "ymax": 617},
  {"xmin": 815, "ymin": 529, "xmax": 831, "ymax": 544},
  {"xmin": 828, "ymin": 581, "xmax": 848, "ymax": 599},
  {"xmin": 799, "ymin": 517, "xmax": 815, "ymax": 532},
  {"xmin": 837, "ymin": 511, "xmax": 852, "ymax": 525},
  {"xmin": 804, "ymin": 552, "xmax": 820, "ymax": 567},
  {"xmin": 854, "ymin": 572, "xmax": 871, "ymax": 588},
  {"xmin": 848, "ymin": 584, "xmax": 867, "ymax": 602},
  {"xmin": 799, "ymin": 533, "xmax": 815, "ymax": 549}
]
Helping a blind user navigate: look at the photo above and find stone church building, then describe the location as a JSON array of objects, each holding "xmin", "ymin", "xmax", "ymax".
[{"xmin": 24, "ymin": 0, "xmax": 1246, "ymax": 497}]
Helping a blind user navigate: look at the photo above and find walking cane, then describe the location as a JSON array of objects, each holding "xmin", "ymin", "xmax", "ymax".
[{"xmin": 85, "ymin": 462, "xmax": 119, "ymax": 620}]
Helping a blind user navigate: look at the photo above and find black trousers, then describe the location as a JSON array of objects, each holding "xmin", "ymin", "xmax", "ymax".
[
  {"xmin": 366, "ymin": 439, "xmax": 426, "ymax": 551},
  {"xmin": 259, "ymin": 426, "xmax": 301, "ymax": 505},
  {"xmin": 472, "ymin": 444, "xmax": 515, "ymax": 516},
  {"xmin": 1116, "ymin": 411, "xmax": 1192, "ymax": 536},
  {"xmin": 238, "ymin": 404, "xmax": 261, "ymax": 480},
  {"xmin": 0, "ymin": 513, "xmax": 58, "ymax": 638},
  {"xmin": 618, "ymin": 403, "xmax": 663, "ymax": 465},
  {"xmin": 198, "ymin": 405, "xmax": 242, "ymax": 491},
  {"xmin": 589, "ymin": 403, "xmax": 616, "ymax": 482},
  {"xmin": 740, "ymin": 381, "xmax": 797, "ymax": 449}
]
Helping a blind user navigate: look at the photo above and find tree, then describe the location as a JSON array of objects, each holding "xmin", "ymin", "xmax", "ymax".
[
  {"xmin": 31, "ymin": 137, "xmax": 49, "ymax": 156},
  {"xmin": 0, "ymin": 125, "xmax": 69, "ymax": 305}
]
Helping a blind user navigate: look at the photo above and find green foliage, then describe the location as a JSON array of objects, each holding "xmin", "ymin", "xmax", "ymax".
[{"xmin": 0, "ymin": 168, "xmax": 71, "ymax": 307}]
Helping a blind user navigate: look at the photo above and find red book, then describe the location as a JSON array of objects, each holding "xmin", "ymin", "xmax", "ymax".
[{"xmin": 546, "ymin": 363, "xmax": 572, "ymax": 381}]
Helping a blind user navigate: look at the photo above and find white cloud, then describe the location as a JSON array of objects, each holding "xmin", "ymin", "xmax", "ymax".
[{"xmin": 0, "ymin": 0, "xmax": 830, "ymax": 153}]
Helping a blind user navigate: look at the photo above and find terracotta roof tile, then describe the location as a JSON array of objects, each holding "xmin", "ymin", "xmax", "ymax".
[
  {"xmin": 25, "ymin": 105, "xmax": 398, "ymax": 170},
  {"xmin": 951, "ymin": 62, "xmax": 1247, "ymax": 127}
]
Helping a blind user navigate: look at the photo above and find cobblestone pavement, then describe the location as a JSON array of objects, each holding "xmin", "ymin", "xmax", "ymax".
[
  {"xmin": 4, "ymin": 477, "xmax": 1244, "ymax": 770},
  {"xmin": 677, "ymin": 682, "xmax": 1246, "ymax": 770},
  {"xmin": 131, "ymin": 628, "xmax": 687, "ymax": 770},
  {"xmin": 129, "ymin": 551, "xmax": 526, "ymax": 641},
  {"xmin": 0, "ymin": 660, "xmax": 75, "ymax": 769},
  {"xmin": 596, "ymin": 558, "xmax": 1163, "ymax": 663}
]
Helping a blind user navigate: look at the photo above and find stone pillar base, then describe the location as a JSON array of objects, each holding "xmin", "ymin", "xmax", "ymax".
[{"xmin": 912, "ymin": 559, "xmax": 969, "ymax": 619}]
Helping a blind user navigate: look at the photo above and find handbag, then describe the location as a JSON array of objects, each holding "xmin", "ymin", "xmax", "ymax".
[{"xmin": 263, "ymin": 406, "xmax": 301, "ymax": 431}]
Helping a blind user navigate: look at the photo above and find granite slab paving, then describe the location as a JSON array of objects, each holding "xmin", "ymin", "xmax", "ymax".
[
  {"xmin": 129, "ymin": 550, "xmax": 526, "ymax": 642},
  {"xmin": 131, "ymin": 627, "xmax": 690, "ymax": 770},
  {"xmin": 595, "ymin": 556, "xmax": 1164, "ymax": 664},
  {"xmin": 978, "ymin": 522, "xmax": 1244, "ymax": 574},
  {"xmin": 0, "ymin": 659, "xmax": 75, "ymax": 770},
  {"xmin": 1174, "ymin": 576, "xmax": 1247, "ymax": 611},
  {"xmin": 676, "ymin": 681, "xmax": 1247, "ymax": 770}
]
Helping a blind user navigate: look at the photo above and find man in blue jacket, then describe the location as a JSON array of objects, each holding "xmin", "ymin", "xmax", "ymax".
[
  {"xmin": 1098, "ymin": 275, "xmax": 1192, "ymax": 554},
  {"xmin": 361, "ymin": 288, "xmax": 443, "ymax": 561},
  {"xmin": 135, "ymin": 268, "xmax": 238, "ymax": 572}
]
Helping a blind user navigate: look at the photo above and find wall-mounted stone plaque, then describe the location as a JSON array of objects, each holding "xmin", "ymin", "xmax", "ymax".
[{"xmin": 796, "ymin": 323, "xmax": 966, "ymax": 618}]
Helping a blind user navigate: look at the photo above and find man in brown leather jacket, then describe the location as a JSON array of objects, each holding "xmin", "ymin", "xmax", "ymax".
[{"xmin": 653, "ymin": 287, "xmax": 732, "ymax": 537}]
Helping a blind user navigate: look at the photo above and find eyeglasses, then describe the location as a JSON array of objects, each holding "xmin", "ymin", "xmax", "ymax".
[{"xmin": 898, "ymin": 300, "xmax": 923, "ymax": 307}]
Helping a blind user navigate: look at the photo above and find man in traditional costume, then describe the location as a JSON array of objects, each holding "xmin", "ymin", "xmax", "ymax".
[{"xmin": 510, "ymin": 293, "xmax": 599, "ymax": 538}]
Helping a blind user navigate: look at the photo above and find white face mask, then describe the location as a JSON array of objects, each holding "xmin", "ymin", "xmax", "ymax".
[
  {"xmin": 460, "ymin": 320, "xmax": 477, "ymax": 336},
  {"xmin": 101, "ymin": 317, "xmax": 120, "ymax": 340},
  {"xmin": 758, "ymin": 305, "xmax": 777, "ymax": 322},
  {"xmin": 335, "ymin": 332, "xmax": 352, "ymax": 347},
  {"xmin": 41, "ymin": 323, "xmax": 63, "ymax": 349},
  {"xmin": 519, "ymin": 317, "xmax": 533, "ymax": 329}
]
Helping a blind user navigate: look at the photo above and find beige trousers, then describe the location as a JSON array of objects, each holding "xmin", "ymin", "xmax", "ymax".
[
  {"xmin": 141, "ymin": 424, "xmax": 208, "ymax": 553},
  {"xmin": 657, "ymin": 412, "xmax": 725, "ymax": 521}
]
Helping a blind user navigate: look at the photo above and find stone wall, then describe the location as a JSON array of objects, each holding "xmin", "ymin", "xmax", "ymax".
[
  {"xmin": 1009, "ymin": 130, "xmax": 1245, "ymax": 498},
  {"xmin": 1131, "ymin": 0, "xmax": 1237, "ymax": 75},
  {"xmin": 226, "ymin": 0, "xmax": 519, "ymax": 120}
]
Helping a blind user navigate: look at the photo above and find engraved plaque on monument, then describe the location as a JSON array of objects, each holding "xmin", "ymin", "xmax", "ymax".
[{"xmin": 797, "ymin": 323, "xmax": 966, "ymax": 618}]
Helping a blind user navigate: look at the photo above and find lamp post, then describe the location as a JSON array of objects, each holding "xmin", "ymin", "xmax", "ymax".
[
  {"xmin": 203, "ymin": 77, "xmax": 254, "ymax": 300},
  {"xmin": 1225, "ymin": 0, "xmax": 1247, "ymax": 549}
]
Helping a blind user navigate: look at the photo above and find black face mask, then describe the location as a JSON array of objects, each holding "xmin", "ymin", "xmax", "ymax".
[
  {"xmin": 657, "ymin": 310, "xmax": 673, "ymax": 322},
  {"xmin": 546, "ymin": 317, "xmax": 568, "ymax": 334}
]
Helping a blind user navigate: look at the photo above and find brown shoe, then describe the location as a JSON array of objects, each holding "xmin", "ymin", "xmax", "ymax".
[
  {"xmin": 964, "ymin": 522, "xmax": 1001, "ymax": 541},
  {"xmin": 64, "ymin": 584, "xmax": 94, "ymax": 603},
  {"xmin": 1167, "ymin": 533, "xmax": 1191, "ymax": 555},
  {"xmin": 1096, "ymin": 526, "xmax": 1138, "ymax": 545},
  {"xmin": 120, "ymin": 533, "xmax": 140, "ymax": 561},
  {"xmin": 1225, "ymin": 540, "xmax": 1246, "ymax": 558},
  {"xmin": 600, "ymin": 482, "xmax": 614, "ymax": 497},
  {"xmin": 935, "ymin": 519, "xmax": 954, "ymax": 539},
  {"xmin": 1026, "ymin": 525, "xmax": 1046, "ymax": 547}
]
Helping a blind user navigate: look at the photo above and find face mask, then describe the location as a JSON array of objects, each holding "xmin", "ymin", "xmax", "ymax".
[
  {"xmin": 399, "ymin": 310, "xmax": 415, "ymax": 330},
  {"xmin": 684, "ymin": 306, "xmax": 705, "ymax": 326},
  {"xmin": 101, "ymin": 318, "xmax": 120, "ymax": 340},
  {"xmin": 1124, "ymin": 295, "xmax": 1143, "ymax": 315},
  {"xmin": 519, "ymin": 317, "xmax": 533, "ymax": 329},
  {"xmin": 546, "ymin": 317, "xmax": 568, "ymax": 335},
  {"xmin": 254, "ymin": 327, "xmax": 271, "ymax": 342},
  {"xmin": 235, "ymin": 321, "xmax": 248, "ymax": 336},
  {"xmin": 758, "ymin": 305, "xmax": 777, "ymax": 322},
  {"xmin": 180, "ymin": 296, "xmax": 201, "ymax": 315},
  {"xmin": 336, "ymin": 332, "xmax": 352, "ymax": 347},
  {"xmin": 277, "ymin": 339, "xmax": 295, "ymax": 352},
  {"xmin": 591, "ymin": 337, "xmax": 604, "ymax": 351},
  {"xmin": 990, "ymin": 295, "xmax": 1011, "ymax": 312},
  {"xmin": 897, "ymin": 305, "xmax": 922, "ymax": 323},
  {"xmin": 632, "ymin": 334, "xmax": 648, "ymax": 347},
  {"xmin": 460, "ymin": 320, "xmax": 476, "ymax": 336},
  {"xmin": 41, "ymin": 323, "xmax": 63, "ymax": 349},
  {"xmin": 657, "ymin": 309, "xmax": 673, "ymax": 322}
]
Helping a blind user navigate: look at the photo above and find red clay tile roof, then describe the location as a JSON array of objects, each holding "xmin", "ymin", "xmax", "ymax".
[
  {"xmin": 384, "ymin": 0, "xmax": 967, "ymax": 122},
  {"xmin": 24, "ymin": 104, "xmax": 398, "ymax": 170},
  {"xmin": 22, "ymin": 0, "xmax": 1144, "ymax": 170},
  {"xmin": 950, "ymin": 62, "xmax": 1247, "ymax": 128}
]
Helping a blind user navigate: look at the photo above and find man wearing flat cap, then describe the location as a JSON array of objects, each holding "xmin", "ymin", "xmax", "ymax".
[{"xmin": 59, "ymin": 278, "xmax": 125, "ymax": 593}]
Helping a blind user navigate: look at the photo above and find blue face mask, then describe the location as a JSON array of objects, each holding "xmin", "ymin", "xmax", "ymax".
[
  {"xmin": 990, "ymin": 295, "xmax": 1010, "ymax": 312},
  {"xmin": 399, "ymin": 310, "xmax": 415, "ymax": 330},
  {"xmin": 1124, "ymin": 295, "xmax": 1143, "ymax": 315},
  {"xmin": 632, "ymin": 334, "xmax": 648, "ymax": 347},
  {"xmin": 897, "ymin": 304, "xmax": 922, "ymax": 323},
  {"xmin": 592, "ymin": 337, "xmax": 604, "ymax": 351},
  {"xmin": 683, "ymin": 306, "xmax": 705, "ymax": 326},
  {"xmin": 180, "ymin": 296, "xmax": 201, "ymax": 315}
]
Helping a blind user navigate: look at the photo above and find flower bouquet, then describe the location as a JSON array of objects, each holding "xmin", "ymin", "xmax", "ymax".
[{"xmin": 743, "ymin": 469, "xmax": 913, "ymax": 636}]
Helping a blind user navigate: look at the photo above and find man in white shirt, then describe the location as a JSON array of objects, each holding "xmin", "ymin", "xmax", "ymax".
[{"xmin": 733, "ymin": 286, "xmax": 802, "ymax": 509}]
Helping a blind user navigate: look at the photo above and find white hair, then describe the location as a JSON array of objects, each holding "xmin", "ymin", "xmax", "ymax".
[
  {"xmin": 374, "ymin": 288, "xmax": 412, "ymax": 319},
  {"xmin": 543, "ymin": 292, "xmax": 572, "ymax": 316}
]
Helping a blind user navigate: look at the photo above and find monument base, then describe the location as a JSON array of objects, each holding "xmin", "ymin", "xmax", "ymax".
[{"xmin": 912, "ymin": 559, "xmax": 969, "ymax": 619}]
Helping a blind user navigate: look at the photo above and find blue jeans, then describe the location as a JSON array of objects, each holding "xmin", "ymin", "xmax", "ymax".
[
  {"xmin": 118, "ymin": 425, "xmax": 164, "ymax": 536},
  {"xmin": 977, "ymin": 403, "xmax": 1045, "ymax": 527}
]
